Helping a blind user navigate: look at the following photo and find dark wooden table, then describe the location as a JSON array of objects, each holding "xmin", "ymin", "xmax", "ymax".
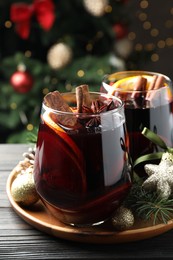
[{"xmin": 1, "ymin": 144, "xmax": 173, "ymax": 259}]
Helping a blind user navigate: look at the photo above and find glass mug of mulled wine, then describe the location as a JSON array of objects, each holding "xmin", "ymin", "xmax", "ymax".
[
  {"xmin": 102, "ymin": 71, "xmax": 173, "ymax": 163},
  {"xmin": 33, "ymin": 86, "xmax": 132, "ymax": 226}
]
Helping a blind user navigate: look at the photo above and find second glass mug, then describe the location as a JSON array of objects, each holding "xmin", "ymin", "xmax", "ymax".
[
  {"xmin": 33, "ymin": 91, "xmax": 132, "ymax": 226},
  {"xmin": 102, "ymin": 71, "xmax": 173, "ymax": 163}
]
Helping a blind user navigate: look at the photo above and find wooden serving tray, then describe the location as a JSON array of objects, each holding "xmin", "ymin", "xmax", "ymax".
[{"xmin": 6, "ymin": 166, "xmax": 173, "ymax": 244}]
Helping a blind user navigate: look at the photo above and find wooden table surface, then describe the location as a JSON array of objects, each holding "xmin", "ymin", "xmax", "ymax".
[{"xmin": 1, "ymin": 144, "xmax": 173, "ymax": 259}]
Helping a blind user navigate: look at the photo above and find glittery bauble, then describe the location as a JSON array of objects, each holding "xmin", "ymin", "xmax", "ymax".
[
  {"xmin": 10, "ymin": 70, "xmax": 33, "ymax": 93},
  {"xmin": 47, "ymin": 43, "xmax": 72, "ymax": 70},
  {"xmin": 11, "ymin": 168, "xmax": 39, "ymax": 206},
  {"xmin": 83, "ymin": 0, "xmax": 108, "ymax": 17},
  {"xmin": 112, "ymin": 206, "xmax": 134, "ymax": 231},
  {"xmin": 143, "ymin": 152, "xmax": 173, "ymax": 199}
]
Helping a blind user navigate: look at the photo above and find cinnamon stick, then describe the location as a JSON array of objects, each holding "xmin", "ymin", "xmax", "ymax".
[
  {"xmin": 76, "ymin": 84, "xmax": 91, "ymax": 112},
  {"xmin": 153, "ymin": 75, "xmax": 165, "ymax": 90},
  {"xmin": 131, "ymin": 76, "xmax": 147, "ymax": 98},
  {"xmin": 44, "ymin": 91, "xmax": 77, "ymax": 126},
  {"xmin": 146, "ymin": 75, "xmax": 165, "ymax": 101},
  {"xmin": 145, "ymin": 75, "xmax": 158, "ymax": 100},
  {"xmin": 148, "ymin": 75, "xmax": 158, "ymax": 90},
  {"xmin": 81, "ymin": 84, "xmax": 91, "ymax": 107},
  {"xmin": 44, "ymin": 91, "xmax": 72, "ymax": 112},
  {"xmin": 76, "ymin": 86, "xmax": 83, "ymax": 113}
]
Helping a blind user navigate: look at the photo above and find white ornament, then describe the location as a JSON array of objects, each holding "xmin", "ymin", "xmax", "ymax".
[
  {"xmin": 109, "ymin": 54, "xmax": 126, "ymax": 71},
  {"xmin": 83, "ymin": 0, "xmax": 109, "ymax": 17},
  {"xmin": 115, "ymin": 37, "xmax": 133, "ymax": 59},
  {"xmin": 143, "ymin": 152, "xmax": 173, "ymax": 199},
  {"xmin": 47, "ymin": 43, "xmax": 73, "ymax": 70}
]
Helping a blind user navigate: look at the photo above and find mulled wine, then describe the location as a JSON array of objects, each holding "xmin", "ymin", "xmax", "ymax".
[
  {"xmin": 102, "ymin": 71, "xmax": 173, "ymax": 162},
  {"xmin": 34, "ymin": 90, "xmax": 132, "ymax": 226},
  {"xmin": 125, "ymin": 101, "xmax": 173, "ymax": 161}
]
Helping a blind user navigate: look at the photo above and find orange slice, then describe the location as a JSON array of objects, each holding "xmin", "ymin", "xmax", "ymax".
[
  {"xmin": 42, "ymin": 111, "xmax": 87, "ymax": 192},
  {"xmin": 39, "ymin": 129, "xmax": 87, "ymax": 194},
  {"xmin": 109, "ymin": 75, "xmax": 154, "ymax": 94},
  {"xmin": 42, "ymin": 111, "xmax": 81, "ymax": 160},
  {"xmin": 108, "ymin": 75, "xmax": 172, "ymax": 101},
  {"xmin": 166, "ymin": 87, "xmax": 173, "ymax": 101}
]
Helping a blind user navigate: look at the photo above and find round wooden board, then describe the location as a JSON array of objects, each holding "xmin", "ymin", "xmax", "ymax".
[{"xmin": 6, "ymin": 166, "xmax": 173, "ymax": 244}]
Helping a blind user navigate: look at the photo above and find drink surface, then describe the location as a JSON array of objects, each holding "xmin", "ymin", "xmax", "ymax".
[{"xmin": 34, "ymin": 112, "xmax": 132, "ymax": 225}]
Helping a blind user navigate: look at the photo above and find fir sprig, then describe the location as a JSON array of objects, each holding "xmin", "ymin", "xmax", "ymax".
[
  {"xmin": 125, "ymin": 179, "xmax": 173, "ymax": 225},
  {"xmin": 26, "ymin": 127, "xmax": 38, "ymax": 144},
  {"xmin": 127, "ymin": 128, "xmax": 173, "ymax": 225}
]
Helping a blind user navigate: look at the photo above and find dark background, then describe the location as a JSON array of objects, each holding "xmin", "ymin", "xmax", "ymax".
[
  {"xmin": 129, "ymin": 0, "xmax": 173, "ymax": 80},
  {"xmin": 0, "ymin": 0, "xmax": 173, "ymax": 143}
]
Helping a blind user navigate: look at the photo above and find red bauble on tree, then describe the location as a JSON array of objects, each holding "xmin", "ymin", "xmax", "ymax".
[
  {"xmin": 10, "ymin": 65, "xmax": 34, "ymax": 93},
  {"xmin": 113, "ymin": 23, "xmax": 128, "ymax": 39}
]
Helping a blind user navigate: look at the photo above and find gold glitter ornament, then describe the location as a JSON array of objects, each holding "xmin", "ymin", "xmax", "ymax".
[
  {"xmin": 11, "ymin": 167, "xmax": 39, "ymax": 206},
  {"xmin": 47, "ymin": 43, "xmax": 72, "ymax": 70},
  {"xmin": 112, "ymin": 206, "xmax": 134, "ymax": 231}
]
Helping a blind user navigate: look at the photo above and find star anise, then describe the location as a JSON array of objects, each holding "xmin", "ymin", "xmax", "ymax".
[
  {"xmin": 75, "ymin": 85, "xmax": 116, "ymax": 128},
  {"xmin": 85, "ymin": 99, "xmax": 116, "ymax": 127}
]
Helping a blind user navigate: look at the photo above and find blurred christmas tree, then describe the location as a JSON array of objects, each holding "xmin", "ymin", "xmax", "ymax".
[{"xmin": 0, "ymin": 0, "xmax": 146, "ymax": 143}]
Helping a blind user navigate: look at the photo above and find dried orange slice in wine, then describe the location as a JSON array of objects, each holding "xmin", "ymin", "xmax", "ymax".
[
  {"xmin": 108, "ymin": 74, "xmax": 170, "ymax": 97},
  {"xmin": 37, "ymin": 129, "xmax": 87, "ymax": 194},
  {"xmin": 109, "ymin": 75, "xmax": 154, "ymax": 94},
  {"xmin": 43, "ymin": 111, "xmax": 81, "ymax": 160},
  {"xmin": 42, "ymin": 111, "xmax": 87, "ymax": 193}
]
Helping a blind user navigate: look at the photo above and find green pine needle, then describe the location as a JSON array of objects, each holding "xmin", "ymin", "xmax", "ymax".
[
  {"xmin": 26, "ymin": 127, "xmax": 38, "ymax": 144},
  {"xmin": 125, "ymin": 180, "xmax": 173, "ymax": 225}
]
